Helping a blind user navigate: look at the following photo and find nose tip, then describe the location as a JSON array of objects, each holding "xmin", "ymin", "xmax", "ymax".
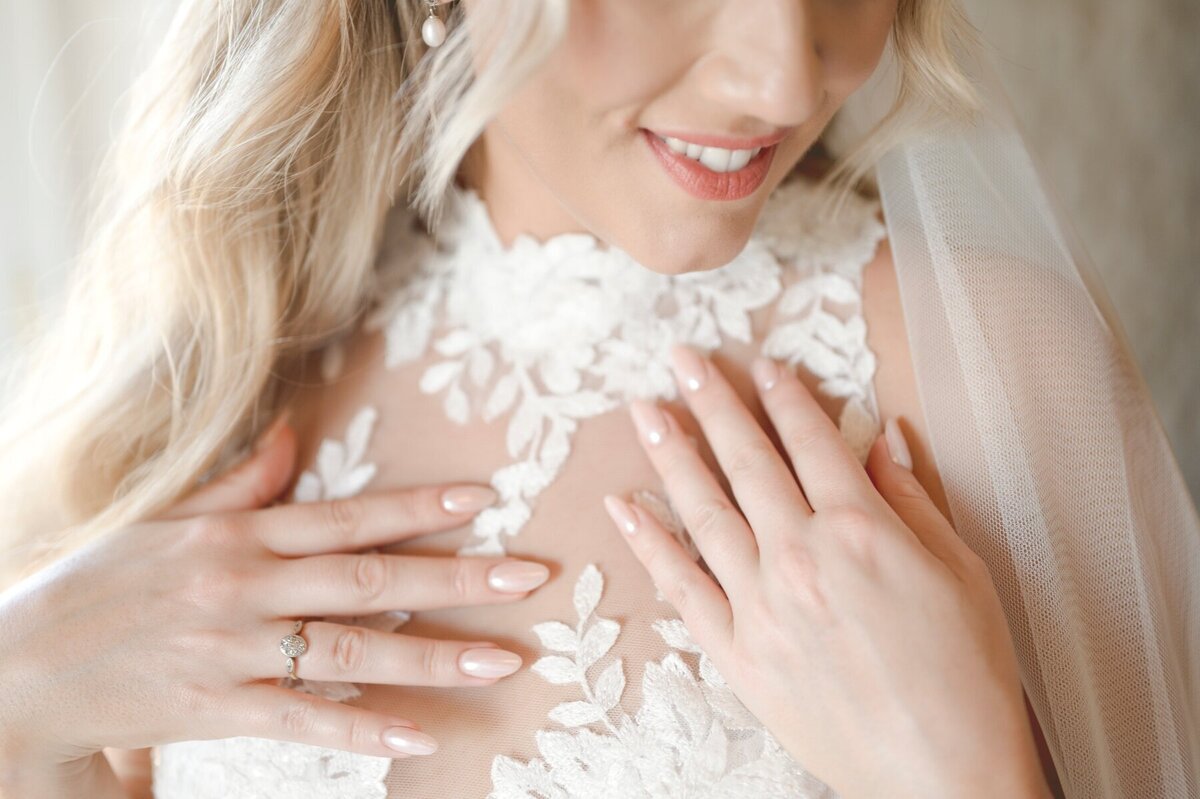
[{"xmin": 698, "ymin": 6, "xmax": 825, "ymax": 127}]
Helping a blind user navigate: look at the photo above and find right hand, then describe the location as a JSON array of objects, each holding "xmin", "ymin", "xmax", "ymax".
[{"xmin": 0, "ymin": 411, "xmax": 550, "ymax": 764}]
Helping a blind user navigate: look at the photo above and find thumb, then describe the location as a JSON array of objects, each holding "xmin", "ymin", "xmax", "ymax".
[
  {"xmin": 159, "ymin": 410, "xmax": 298, "ymax": 520},
  {"xmin": 865, "ymin": 417, "xmax": 969, "ymax": 573}
]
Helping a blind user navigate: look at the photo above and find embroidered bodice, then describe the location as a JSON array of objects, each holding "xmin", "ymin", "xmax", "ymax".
[{"xmin": 151, "ymin": 173, "xmax": 887, "ymax": 798}]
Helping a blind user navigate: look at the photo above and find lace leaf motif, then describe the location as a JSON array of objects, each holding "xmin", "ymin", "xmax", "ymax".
[{"xmin": 489, "ymin": 564, "xmax": 832, "ymax": 799}]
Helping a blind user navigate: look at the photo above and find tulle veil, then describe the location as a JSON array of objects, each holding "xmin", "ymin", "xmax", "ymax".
[{"xmin": 825, "ymin": 18, "xmax": 1200, "ymax": 797}]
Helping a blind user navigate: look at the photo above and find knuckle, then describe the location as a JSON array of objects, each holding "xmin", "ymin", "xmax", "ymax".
[
  {"xmin": 688, "ymin": 499, "xmax": 739, "ymax": 543},
  {"xmin": 420, "ymin": 638, "xmax": 454, "ymax": 684},
  {"xmin": 450, "ymin": 558, "xmax": 475, "ymax": 603},
  {"xmin": 184, "ymin": 513, "xmax": 245, "ymax": 550},
  {"xmin": 823, "ymin": 505, "xmax": 877, "ymax": 539},
  {"xmin": 661, "ymin": 572, "xmax": 693, "ymax": 616},
  {"xmin": 724, "ymin": 438, "xmax": 777, "ymax": 480},
  {"xmin": 390, "ymin": 488, "xmax": 427, "ymax": 525},
  {"xmin": 332, "ymin": 627, "xmax": 369, "ymax": 675},
  {"xmin": 775, "ymin": 544, "xmax": 831, "ymax": 616},
  {"xmin": 823, "ymin": 505, "xmax": 881, "ymax": 563},
  {"xmin": 657, "ymin": 445, "xmax": 695, "ymax": 479},
  {"xmin": 323, "ymin": 496, "xmax": 366, "ymax": 545},
  {"xmin": 346, "ymin": 711, "xmax": 379, "ymax": 750},
  {"xmin": 178, "ymin": 564, "xmax": 243, "ymax": 610},
  {"xmin": 174, "ymin": 679, "xmax": 220, "ymax": 720},
  {"xmin": 280, "ymin": 695, "xmax": 320, "ymax": 737},
  {"xmin": 782, "ymin": 416, "xmax": 828, "ymax": 452},
  {"xmin": 351, "ymin": 553, "xmax": 389, "ymax": 603},
  {"xmin": 777, "ymin": 541, "xmax": 819, "ymax": 587}
]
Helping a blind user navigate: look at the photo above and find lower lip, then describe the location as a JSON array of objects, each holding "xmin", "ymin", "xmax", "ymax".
[{"xmin": 642, "ymin": 129, "xmax": 776, "ymax": 201}]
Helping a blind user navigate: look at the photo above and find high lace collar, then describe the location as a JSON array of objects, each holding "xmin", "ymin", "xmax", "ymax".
[
  {"xmin": 359, "ymin": 174, "xmax": 888, "ymax": 560},
  {"xmin": 377, "ymin": 173, "xmax": 885, "ymax": 287}
]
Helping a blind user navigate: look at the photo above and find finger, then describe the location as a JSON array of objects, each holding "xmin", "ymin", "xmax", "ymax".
[
  {"xmin": 751, "ymin": 356, "xmax": 877, "ymax": 510},
  {"xmin": 245, "ymin": 483, "xmax": 499, "ymax": 556},
  {"xmin": 865, "ymin": 419, "xmax": 976, "ymax": 577},
  {"xmin": 161, "ymin": 411, "xmax": 296, "ymax": 520},
  {"xmin": 226, "ymin": 681, "xmax": 440, "ymax": 757},
  {"xmin": 603, "ymin": 494, "xmax": 733, "ymax": 656},
  {"xmin": 627, "ymin": 398, "xmax": 758, "ymax": 596},
  {"xmin": 258, "ymin": 554, "xmax": 550, "ymax": 615},
  {"xmin": 248, "ymin": 620, "xmax": 523, "ymax": 687},
  {"xmin": 665, "ymin": 345, "xmax": 813, "ymax": 539}
]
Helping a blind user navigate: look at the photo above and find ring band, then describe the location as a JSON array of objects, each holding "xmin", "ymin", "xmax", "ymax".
[{"xmin": 279, "ymin": 619, "xmax": 308, "ymax": 681}]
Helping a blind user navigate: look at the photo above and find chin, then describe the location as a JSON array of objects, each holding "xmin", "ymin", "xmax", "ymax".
[{"xmin": 637, "ymin": 231, "xmax": 753, "ymax": 275}]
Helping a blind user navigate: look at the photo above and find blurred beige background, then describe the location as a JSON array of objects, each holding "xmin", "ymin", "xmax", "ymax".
[{"xmin": 2, "ymin": 1, "xmax": 1198, "ymax": 500}]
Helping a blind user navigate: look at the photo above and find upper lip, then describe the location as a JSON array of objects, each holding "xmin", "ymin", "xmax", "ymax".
[{"xmin": 645, "ymin": 127, "xmax": 792, "ymax": 150}]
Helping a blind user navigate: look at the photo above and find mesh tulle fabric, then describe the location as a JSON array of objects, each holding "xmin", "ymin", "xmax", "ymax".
[
  {"xmin": 150, "ymin": 172, "xmax": 887, "ymax": 798},
  {"xmin": 834, "ymin": 35, "xmax": 1200, "ymax": 798}
]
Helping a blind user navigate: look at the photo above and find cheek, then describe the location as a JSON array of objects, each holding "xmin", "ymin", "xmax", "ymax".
[
  {"xmin": 491, "ymin": 2, "xmax": 670, "ymax": 165},
  {"xmin": 819, "ymin": 2, "xmax": 898, "ymax": 99}
]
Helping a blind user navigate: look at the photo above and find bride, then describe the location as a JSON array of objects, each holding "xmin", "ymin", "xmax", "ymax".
[{"xmin": 1, "ymin": 1, "xmax": 1195, "ymax": 797}]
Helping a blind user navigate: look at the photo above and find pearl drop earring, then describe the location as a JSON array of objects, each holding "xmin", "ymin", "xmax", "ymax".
[{"xmin": 422, "ymin": 0, "xmax": 448, "ymax": 48}]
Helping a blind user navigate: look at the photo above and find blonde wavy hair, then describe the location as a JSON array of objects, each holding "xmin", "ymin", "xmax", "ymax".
[{"xmin": 0, "ymin": 0, "xmax": 978, "ymax": 587}]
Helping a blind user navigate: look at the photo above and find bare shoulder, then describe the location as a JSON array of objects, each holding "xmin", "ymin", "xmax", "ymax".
[{"xmin": 860, "ymin": 234, "xmax": 953, "ymax": 523}]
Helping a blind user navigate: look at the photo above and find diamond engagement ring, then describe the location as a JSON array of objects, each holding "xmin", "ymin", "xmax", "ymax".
[{"xmin": 279, "ymin": 619, "xmax": 308, "ymax": 680}]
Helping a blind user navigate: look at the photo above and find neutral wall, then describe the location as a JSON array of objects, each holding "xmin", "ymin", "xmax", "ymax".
[
  {"xmin": 962, "ymin": 0, "xmax": 1200, "ymax": 502},
  {"xmin": 2, "ymin": 1, "xmax": 1197, "ymax": 500}
]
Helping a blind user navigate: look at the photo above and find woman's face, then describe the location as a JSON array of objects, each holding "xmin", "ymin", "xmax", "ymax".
[{"xmin": 459, "ymin": 0, "xmax": 897, "ymax": 275}]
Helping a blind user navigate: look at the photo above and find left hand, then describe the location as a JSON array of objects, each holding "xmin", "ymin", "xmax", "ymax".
[{"xmin": 602, "ymin": 344, "xmax": 1051, "ymax": 799}]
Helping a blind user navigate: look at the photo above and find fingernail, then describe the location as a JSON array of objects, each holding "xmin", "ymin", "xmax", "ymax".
[
  {"xmin": 629, "ymin": 399, "xmax": 668, "ymax": 446},
  {"xmin": 458, "ymin": 647, "xmax": 522, "ymax": 678},
  {"xmin": 751, "ymin": 357, "xmax": 779, "ymax": 392},
  {"xmin": 487, "ymin": 560, "xmax": 550, "ymax": 592},
  {"xmin": 669, "ymin": 344, "xmax": 708, "ymax": 392},
  {"xmin": 603, "ymin": 494, "xmax": 639, "ymax": 536},
  {"xmin": 382, "ymin": 725, "xmax": 438, "ymax": 755},
  {"xmin": 440, "ymin": 484, "xmax": 498, "ymax": 514},
  {"xmin": 253, "ymin": 410, "xmax": 291, "ymax": 454},
  {"xmin": 885, "ymin": 417, "xmax": 913, "ymax": 471}
]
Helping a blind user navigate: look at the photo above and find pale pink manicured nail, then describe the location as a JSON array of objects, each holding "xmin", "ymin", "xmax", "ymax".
[
  {"xmin": 603, "ymin": 494, "xmax": 639, "ymax": 536},
  {"xmin": 440, "ymin": 484, "xmax": 498, "ymax": 514},
  {"xmin": 629, "ymin": 399, "xmax": 668, "ymax": 446},
  {"xmin": 458, "ymin": 647, "xmax": 522, "ymax": 678},
  {"xmin": 751, "ymin": 357, "xmax": 779, "ymax": 392},
  {"xmin": 669, "ymin": 344, "xmax": 708, "ymax": 391},
  {"xmin": 382, "ymin": 725, "xmax": 438, "ymax": 755},
  {"xmin": 487, "ymin": 560, "xmax": 550, "ymax": 592},
  {"xmin": 885, "ymin": 417, "xmax": 913, "ymax": 470}
]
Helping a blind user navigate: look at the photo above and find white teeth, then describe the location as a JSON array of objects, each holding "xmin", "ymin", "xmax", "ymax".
[{"xmin": 657, "ymin": 134, "xmax": 763, "ymax": 173}]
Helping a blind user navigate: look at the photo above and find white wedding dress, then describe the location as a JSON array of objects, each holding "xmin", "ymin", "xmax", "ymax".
[{"xmin": 150, "ymin": 172, "xmax": 890, "ymax": 798}]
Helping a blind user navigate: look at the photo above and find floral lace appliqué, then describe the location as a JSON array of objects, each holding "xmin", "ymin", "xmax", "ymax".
[
  {"xmin": 488, "ymin": 564, "xmax": 835, "ymax": 798},
  {"xmin": 153, "ymin": 175, "xmax": 885, "ymax": 799},
  {"xmin": 358, "ymin": 177, "xmax": 885, "ymax": 557}
]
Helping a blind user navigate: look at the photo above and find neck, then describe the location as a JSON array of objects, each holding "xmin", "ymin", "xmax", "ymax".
[{"xmin": 456, "ymin": 128, "xmax": 593, "ymax": 249}]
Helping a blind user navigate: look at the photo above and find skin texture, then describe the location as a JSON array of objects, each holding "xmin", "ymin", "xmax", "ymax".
[
  {"xmin": 458, "ymin": 0, "xmax": 896, "ymax": 273},
  {"xmin": 457, "ymin": 0, "xmax": 1061, "ymax": 793},
  {"xmin": 6, "ymin": 2, "xmax": 1060, "ymax": 796},
  {"xmin": 605, "ymin": 346, "xmax": 1052, "ymax": 797}
]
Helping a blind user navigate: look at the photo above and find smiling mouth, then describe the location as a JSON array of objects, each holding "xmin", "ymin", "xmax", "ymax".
[
  {"xmin": 649, "ymin": 133, "xmax": 765, "ymax": 173},
  {"xmin": 641, "ymin": 129, "xmax": 777, "ymax": 201}
]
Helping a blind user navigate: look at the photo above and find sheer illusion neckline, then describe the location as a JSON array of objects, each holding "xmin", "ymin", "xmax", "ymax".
[{"xmin": 152, "ymin": 172, "xmax": 889, "ymax": 799}]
